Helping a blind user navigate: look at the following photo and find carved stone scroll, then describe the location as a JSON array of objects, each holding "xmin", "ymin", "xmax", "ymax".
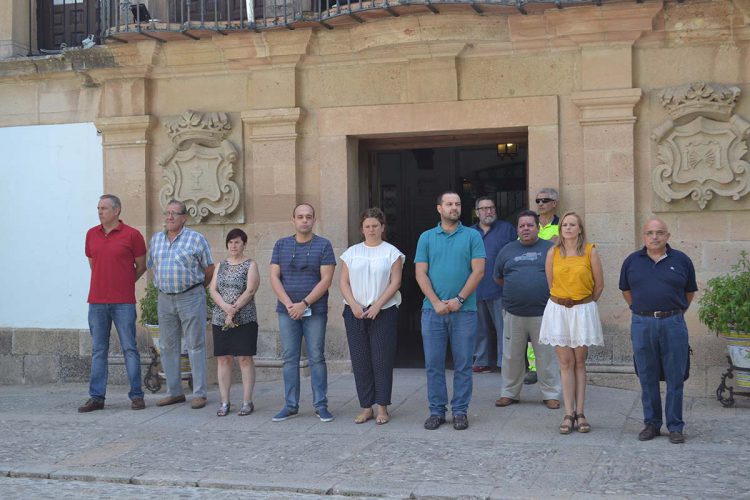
[
  {"xmin": 652, "ymin": 82, "xmax": 750, "ymax": 209},
  {"xmin": 158, "ymin": 110, "xmax": 243, "ymax": 223}
]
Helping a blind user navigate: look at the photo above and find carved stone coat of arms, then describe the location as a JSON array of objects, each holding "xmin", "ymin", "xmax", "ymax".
[
  {"xmin": 652, "ymin": 81, "xmax": 750, "ymax": 209},
  {"xmin": 158, "ymin": 110, "xmax": 243, "ymax": 223}
]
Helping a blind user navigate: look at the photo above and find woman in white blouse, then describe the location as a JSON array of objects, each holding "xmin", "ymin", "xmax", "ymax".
[{"xmin": 340, "ymin": 207, "xmax": 404, "ymax": 425}]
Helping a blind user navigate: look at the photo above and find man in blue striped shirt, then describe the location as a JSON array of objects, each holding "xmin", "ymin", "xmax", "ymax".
[
  {"xmin": 270, "ymin": 203, "xmax": 336, "ymax": 422},
  {"xmin": 147, "ymin": 200, "xmax": 215, "ymax": 409}
]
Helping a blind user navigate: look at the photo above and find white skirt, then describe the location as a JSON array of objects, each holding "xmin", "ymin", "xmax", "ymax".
[{"xmin": 539, "ymin": 299, "xmax": 604, "ymax": 348}]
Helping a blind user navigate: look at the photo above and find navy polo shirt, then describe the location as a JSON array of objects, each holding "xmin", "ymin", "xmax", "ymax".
[
  {"xmin": 271, "ymin": 234, "xmax": 336, "ymax": 314},
  {"xmin": 619, "ymin": 244, "xmax": 697, "ymax": 313},
  {"xmin": 471, "ymin": 220, "xmax": 517, "ymax": 301}
]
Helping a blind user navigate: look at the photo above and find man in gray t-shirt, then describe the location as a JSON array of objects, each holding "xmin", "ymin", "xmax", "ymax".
[{"xmin": 493, "ymin": 210, "xmax": 561, "ymax": 408}]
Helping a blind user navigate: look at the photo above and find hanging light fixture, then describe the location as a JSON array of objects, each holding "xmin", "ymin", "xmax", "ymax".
[{"xmin": 496, "ymin": 143, "xmax": 518, "ymax": 159}]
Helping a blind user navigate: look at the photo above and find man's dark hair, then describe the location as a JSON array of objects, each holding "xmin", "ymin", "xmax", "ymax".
[
  {"xmin": 517, "ymin": 210, "xmax": 539, "ymax": 226},
  {"xmin": 437, "ymin": 191, "xmax": 460, "ymax": 205},
  {"xmin": 225, "ymin": 228, "xmax": 248, "ymax": 248},
  {"xmin": 293, "ymin": 203, "xmax": 315, "ymax": 217}
]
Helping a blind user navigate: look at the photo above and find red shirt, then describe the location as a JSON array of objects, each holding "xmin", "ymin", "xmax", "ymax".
[{"xmin": 85, "ymin": 221, "xmax": 147, "ymax": 304}]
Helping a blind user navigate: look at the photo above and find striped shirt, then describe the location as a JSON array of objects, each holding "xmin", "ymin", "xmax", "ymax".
[
  {"xmin": 147, "ymin": 227, "xmax": 214, "ymax": 294},
  {"xmin": 271, "ymin": 234, "xmax": 336, "ymax": 314}
]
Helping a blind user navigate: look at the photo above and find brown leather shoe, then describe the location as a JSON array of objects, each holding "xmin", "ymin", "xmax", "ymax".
[
  {"xmin": 191, "ymin": 397, "xmax": 207, "ymax": 409},
  {"xmin": 78, "ymin": 398, "xmax": 104, "ymax": 413},
  {"xmin": 156, "ymin": 395, "xmax": 186, "ymax": 407},
  {"xmin": 495, "ymin": 397, "xmax": 520, "ymax": 407},
  {"xmin": 131, "ymin": 398, "xmax": 146, "ymax": 410},
  {"xmin": 543, "ymin": 399, "xmax": 561, "ymax": 409}
]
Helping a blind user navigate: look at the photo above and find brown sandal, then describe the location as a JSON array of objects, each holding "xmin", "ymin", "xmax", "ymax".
[
  {"xmin": 576, "ymin": 413, "xmax": 591, "ymax": 433},
  {"xmin": 559, "ymin": 414, "xmax": 576, "ymax": 434}
]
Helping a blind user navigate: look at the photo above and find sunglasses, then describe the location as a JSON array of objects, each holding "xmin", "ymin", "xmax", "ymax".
[{"xmin": 535, "ymin": 198, "xmax": 555, "ymax": 204}]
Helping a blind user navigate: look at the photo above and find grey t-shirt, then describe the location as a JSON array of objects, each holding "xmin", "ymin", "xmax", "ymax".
[{"xmin": 494, "ymin": 239, "xmax": 553, "ymax": 317}]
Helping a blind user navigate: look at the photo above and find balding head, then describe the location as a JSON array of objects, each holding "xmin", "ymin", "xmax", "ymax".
[{"xmin": 642, "ymin": 218, "xmax": 670, "ymax": 254}]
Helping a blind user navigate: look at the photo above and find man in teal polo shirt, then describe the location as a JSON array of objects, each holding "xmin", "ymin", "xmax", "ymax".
[{"xmin": 415, "ymin": 191, "xmax": 486, "ymax": 431}]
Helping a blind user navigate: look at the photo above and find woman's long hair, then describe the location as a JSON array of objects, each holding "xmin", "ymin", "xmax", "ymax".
[{"xmin": 555, "ymin": 211, "xmax": 587, "ymax": 257}]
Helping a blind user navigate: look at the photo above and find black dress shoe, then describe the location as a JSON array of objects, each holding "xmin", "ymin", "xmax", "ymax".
[
  {"xmin": 638, "ymin": 423, "xmax": 660, "ymax": 441},
  {"xmin": 424, "ymin": 415, "xmax": 446, "ymax": 430},
  {"xmin": 453, "ymin": 414, "xmax": 469, "ymax": 430},
  {"xmin": 78, "ymin": 398, "xmax": 104, "ymax": 413},
  {"xmin": 669, "ymin": 431, "xmax": 685, "ymax": 444}
]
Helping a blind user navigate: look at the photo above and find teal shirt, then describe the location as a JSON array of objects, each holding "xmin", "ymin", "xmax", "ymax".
[{"xmin": 414, "ymin": 222, "xmax": 486, "ymax": 312}]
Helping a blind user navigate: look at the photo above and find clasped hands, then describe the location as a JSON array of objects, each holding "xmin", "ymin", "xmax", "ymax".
[{"xmin": 432, "ymin": 297, "xmax": 462, "ymax": 316}]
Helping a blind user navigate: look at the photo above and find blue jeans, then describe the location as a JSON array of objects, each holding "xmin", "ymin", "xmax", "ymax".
[
  {"xmin": 631, "ymin": 313, "xmax": 689, "ymax": 432},
  {"xmin": 278, "ymin": 312, "xmax": 328, "ymax": 411},
  {"xmin": 88, "ymin": 303, "xmax": 143, "ymax": 401},
  {"xmin": 158, "ymin": 287, "xmax": 208, "ymax": 398},
  {"xmin": 473, "ymin": 297, "xmax": 504, "ymax": 367},
  {"xmin": 421, "ymin": 309, "xmax": 477, "ymax": 416}
]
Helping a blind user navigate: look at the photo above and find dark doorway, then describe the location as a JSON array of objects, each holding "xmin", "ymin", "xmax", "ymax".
[{"xmin": 363, "ymin": 136, "xmax": 528, "ymax": 367}]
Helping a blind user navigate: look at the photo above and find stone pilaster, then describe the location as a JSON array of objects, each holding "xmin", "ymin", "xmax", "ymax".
[
  {"xmin": 241, "ymin": 108, "xmax": 302, "ymax": 224},
  {"xmin": 94, "ymin": 115, "xmax": 155, "ymax": 343},
  {"xmin": 571, "ymin": 88, "xmax": 641, "ymax": 362},
  {"xmin": 0, "ymin": 0, "xmax": 31, "ymax": 58}
]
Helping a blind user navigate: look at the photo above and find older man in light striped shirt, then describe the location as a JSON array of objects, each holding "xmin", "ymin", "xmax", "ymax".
[{"xmin": 148, "ymin": 199, "xmax": 214, "ymax": 409}]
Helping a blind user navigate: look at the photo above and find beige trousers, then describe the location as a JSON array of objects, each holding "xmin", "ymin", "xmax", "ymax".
[{"xmin": 500, "ymin": 312, "xmax": 561, "ymax": 400}]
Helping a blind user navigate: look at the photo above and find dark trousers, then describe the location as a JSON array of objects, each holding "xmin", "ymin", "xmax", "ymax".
[
  {"xmin": 631, "ymin": 313, "xmax": 689, "ymax": 432},
  {"xmin": 343, "ymin": 305, "xmax": 399, "ymax": 407}
]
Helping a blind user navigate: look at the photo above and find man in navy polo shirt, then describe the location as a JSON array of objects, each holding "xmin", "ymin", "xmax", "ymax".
[
  {"xmin": 79, "ymin": 195, "xmax": 147, "ymax": 413},
  {"xmin": 270, "ymin": 203, "xmax": 336, "ymax": 422},
  {"xmin": 415, "ymin": 191, "xmax": 486, "ymax": 431},
  {"xmin": 619, "ymin": 218, "xmax": 697, "ymax": 444},
  {"xmin": 470, "ymin": 196, "xmax": 517, "ymax": 374}
]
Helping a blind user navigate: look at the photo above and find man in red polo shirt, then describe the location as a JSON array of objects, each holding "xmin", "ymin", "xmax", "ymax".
[{"xmin": 78, "ymin": 194, "xmax": 147, "ymax": 412}]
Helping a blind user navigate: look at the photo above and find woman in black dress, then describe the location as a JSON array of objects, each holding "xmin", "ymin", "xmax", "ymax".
[{"xmin": 209, "ymin": 228, "xmax": 260, "ymax": 416}]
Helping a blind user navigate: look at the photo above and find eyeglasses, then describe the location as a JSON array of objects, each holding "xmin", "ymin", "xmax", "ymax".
[
  {"xmin": 644, "ymin": 230, "xmax": 668, "ymax": 237},
  {"xmin": 163, "ymin": 211, "xmax": 186, "ymax": 217},
  {"xmin": 535, "ymin": 198, "xmax": 555, "ymax": 204},
  {"xmin": 476, "ymin": 206, "xmax": 496, "ymax": 212}
]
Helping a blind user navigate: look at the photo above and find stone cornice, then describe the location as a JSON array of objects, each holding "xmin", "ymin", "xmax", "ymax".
[
  {"xmin": 571, "ymin": 88, "xmax": 642, "ymax": 125},
  {"xmin": 241, "ymin": 107, "xmax": 302, "ymax": 141},
  {"xmin": 95, "ymin": 115, "xmax": 155, "ymax": 147}
]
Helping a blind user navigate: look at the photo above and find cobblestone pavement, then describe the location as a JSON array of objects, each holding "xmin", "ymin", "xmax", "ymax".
[{"xmin": 1, "ymin": 369, "xmax": 748, "ymax": 499}]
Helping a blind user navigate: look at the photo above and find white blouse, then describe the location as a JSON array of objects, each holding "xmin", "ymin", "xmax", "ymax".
[{"xmin": 340, "ymin": 241, "xmax": 405, "ymax": 309}]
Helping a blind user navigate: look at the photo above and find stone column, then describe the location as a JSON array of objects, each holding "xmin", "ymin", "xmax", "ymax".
[
  {"xmin": 94, "ymin": 115, "xmax": 154, "ymax": 365},
  {"xmin": 571, "ymin": 88, "xmax": 641, "ymax": 363},
  {"xmin": 241, "ymin": 108, "xmax": 302, "ymax": 223},
  {"xmin": 241, "ymin": 107, "xmax": 302, "ymax": 366},
  {"xmin": 0, "ymin": 0, "xmax": 31, "ymax": 58}
]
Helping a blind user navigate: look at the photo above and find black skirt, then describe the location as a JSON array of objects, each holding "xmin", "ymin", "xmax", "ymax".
[{"xmin": 212, "ymin": 322, "xmax": 258, "ymax": 357}]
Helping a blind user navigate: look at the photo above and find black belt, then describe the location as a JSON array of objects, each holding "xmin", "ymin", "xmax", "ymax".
[
  {"xmin": 633, "ymin": 309, "xmax": 682, "ymax": 319},
  {"xmin": 163, "ymin": 282, "xmax": 203, "ymax": 295}
]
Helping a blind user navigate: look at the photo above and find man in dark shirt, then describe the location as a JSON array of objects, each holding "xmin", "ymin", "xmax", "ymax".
[
  {"xmin": 493, "ymin": 210, "xmax": 560, "ymax": 409},
  {"xmin": 470, "ymin": 196, "xmax": 517, "ymax": 374},
  {"xmin": 619, "ymin": 218, "xmax": 697, "ymax": 444},
  {"xmin": 270, "ymin": 203, "xmax": 336, "ymax": 423}
]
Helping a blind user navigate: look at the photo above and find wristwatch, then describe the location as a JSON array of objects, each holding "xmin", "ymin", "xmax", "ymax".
[{"xmin": 455, "ymin": 295, "xmax": 465, "ymax": 304}]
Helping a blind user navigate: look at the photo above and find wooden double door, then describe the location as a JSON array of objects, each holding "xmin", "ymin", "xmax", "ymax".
[{"xmin": 364, "ymin": 139, "xmax": 528, "ymax": 367}]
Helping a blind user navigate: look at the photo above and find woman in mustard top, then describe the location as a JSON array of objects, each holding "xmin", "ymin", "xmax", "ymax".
[{"xmin": 539, "ymin": 212, "xmax": 604, "ymax": 435}]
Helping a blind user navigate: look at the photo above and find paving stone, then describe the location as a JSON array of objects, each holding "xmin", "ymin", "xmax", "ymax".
[{"xmin": 0, "ymin": 370, "xmax": 748, "ymax": 499}]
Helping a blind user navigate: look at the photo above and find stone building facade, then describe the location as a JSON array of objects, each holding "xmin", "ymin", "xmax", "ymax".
[{"xmin": 1, "ymin": 0, "xmax": 748, "ymax": 395}]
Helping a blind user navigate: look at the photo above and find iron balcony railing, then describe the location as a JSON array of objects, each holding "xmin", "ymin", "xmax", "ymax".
[{"xmin": 37, "ymin": 0, "xmax": 673, "ymax": 51}]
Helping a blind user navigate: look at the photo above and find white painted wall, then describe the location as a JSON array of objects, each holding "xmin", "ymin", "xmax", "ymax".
[{"xmin": 0, "ymin": 122, "xmax": 103, "ymax": 328}]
